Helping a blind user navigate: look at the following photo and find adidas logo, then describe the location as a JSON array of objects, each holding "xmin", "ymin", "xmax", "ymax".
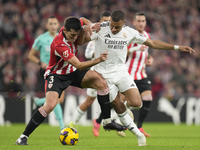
[{"xmin": 104, "ymin": 34, "xmax": 111, "ymax": 38}]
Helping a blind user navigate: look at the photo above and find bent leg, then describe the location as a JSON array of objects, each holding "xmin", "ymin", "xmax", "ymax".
[
  {"xmin": 43, "ymin": 91, "xmax": 59, "ymax": 114},
  {"xmin": 79, "ymin": 95, "xmax": 96, "ymax": 111},
  {"xmin": 123, "ymin": 88, "xmax": 143, "ymax": 110},
  {"xmin": 22, "ymin": 91, "xmax": 58, "ymax": 138},
  {"xmin": 81, "ymin": 70, "xmax": 111, "ymax": 123},
  {"xmin": 81, "ymin": 70, "xmax": 107, "ymax": 90}
]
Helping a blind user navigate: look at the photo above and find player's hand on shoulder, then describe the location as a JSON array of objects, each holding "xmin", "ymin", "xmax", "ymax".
[
  {"xmin": 179, "ymin": 46, "xmax": 195, "ymax": 54},
  {"xmin": 82, "ymin": 25, "xmax": 92, "ymax": 36},
  {"xmin": 91, "ymin": 22, "xmax": 101, "ymax": 33},
  {"xmin": 99, "ymin": 51, "xmax": 108, "ymax": 62}
]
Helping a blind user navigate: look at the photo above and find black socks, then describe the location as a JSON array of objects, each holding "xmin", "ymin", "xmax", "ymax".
[
  {"xmin": 97, "ymin": 94, "xmax": 111, "ymax": 119},
  {"xmin": 137, "ymin": 101, "xmax": 151, "ymax": 128},
  {"xmin": 23, "ymin": 110, "xmax": 46, "ymax": 137}
]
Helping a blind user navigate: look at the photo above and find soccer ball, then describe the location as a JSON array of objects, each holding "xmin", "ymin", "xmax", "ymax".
[{"xmin": 59, "ymin": 127, "xmax": 79, "ymax": 145}]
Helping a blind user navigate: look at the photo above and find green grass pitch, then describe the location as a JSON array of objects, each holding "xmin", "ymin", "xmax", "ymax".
[{"xmin": 0, "ymin": 123, "xmax": 200, "ymax": 150}]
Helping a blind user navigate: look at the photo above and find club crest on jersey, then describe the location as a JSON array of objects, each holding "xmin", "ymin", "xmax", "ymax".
[
  {"xmin": 48, "ymin": 83, "xmax": 53, "ymax": 89},
  {"xmin": 63, "ymin": 50, "xmax": 69, "ymax": 58},
  {"xmin": 123, "ymin": 33, "xmax": 127, "ymax": 38}
]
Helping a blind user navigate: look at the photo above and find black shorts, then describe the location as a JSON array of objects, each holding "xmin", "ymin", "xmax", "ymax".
[
  {"xmin": 134, "ymin": 78, "xmax": 151, "ymax": 94},
  {"xmin": 45, "ymin": 69, "xmax": 89, "ymax": 97}
]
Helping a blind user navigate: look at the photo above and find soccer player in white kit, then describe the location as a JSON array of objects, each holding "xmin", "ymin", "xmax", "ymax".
[
  {"xmin": 90, "ymin": 10, "xmax": 194, "ymax": 146},
  {"xmin": 69, "ymin": 11, "xmax": 120, "ymax": 137}
]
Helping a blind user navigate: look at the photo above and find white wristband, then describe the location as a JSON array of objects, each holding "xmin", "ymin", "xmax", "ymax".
[{"xmin": 174, "ymin": 45, "xmax": 179, "ymax": 51}]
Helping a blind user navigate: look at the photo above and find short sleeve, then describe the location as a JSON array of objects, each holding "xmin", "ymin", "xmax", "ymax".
[
  {"xmin": 32, "ymin": 37, "xmax": 40, "ymax": 51},
  {"xmin": 128, "ymin": 28, "xmax": 147, "ymax": 45},
  {"xmin": 54, "ymin": 44, "xmax": 74, "ymax": 61}
]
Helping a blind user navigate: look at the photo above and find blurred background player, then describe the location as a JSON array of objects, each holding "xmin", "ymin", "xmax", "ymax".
[
  {"xmin": 125, "ymin": 12, "xmax": 153, "ymax": 137},
  {"xmin": 69, "ymin": 11, "xmax": 112, "ymax": 137},
  {"xmin": 28, "ymin": 16, "xmax": 65, "ymax": 130}
]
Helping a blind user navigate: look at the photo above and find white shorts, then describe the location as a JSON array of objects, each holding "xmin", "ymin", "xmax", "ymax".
[
  {"xmin": 105, "ymin": 71, "xmax": 137, "ymax": 102},
  {"xmin": 86, "ymin": 88, "xmax": 97, "ymax": 97}
]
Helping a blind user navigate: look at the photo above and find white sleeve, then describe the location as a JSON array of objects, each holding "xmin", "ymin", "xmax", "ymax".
[
  {"xmin": 129, "ymin": 45, "xmax": 141, "ymax": 53},
  {"xmin": 85, "ymin": 41, "xmax": 95, "ymax": 59},
  {"xmin": 90, "ymin": 31, "xmax": 98, "ymax": 41},
  {"xmin": 128, "ymin": 28, "xmax": 147, "ymax": 45}
]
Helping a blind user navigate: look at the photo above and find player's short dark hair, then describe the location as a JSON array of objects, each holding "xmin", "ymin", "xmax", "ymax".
[
  {"xmin": 100, "ymin": 11, "xmax": 111, "ymax": 19},
  {"xmin": 64, "ymin": 16, "xmax": 82, "ymax": 32},
  {"xmin": 133, "ymin": 12, "xmax": 146, "ymax": 20},
  {"xmin": 48, "ymin": 15, "xmax": 57, "ymax": 19},
  {"xmin": 111, "ymin": 10, "xmax": 125, "ymax": 22}
]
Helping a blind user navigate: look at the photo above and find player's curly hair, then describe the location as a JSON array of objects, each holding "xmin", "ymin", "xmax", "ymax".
[{"xmin": 64, "ymin": 17, "xmax": 81, "ymax": 32}]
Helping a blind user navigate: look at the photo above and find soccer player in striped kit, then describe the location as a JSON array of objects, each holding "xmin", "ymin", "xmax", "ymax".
[
  {"xmin": 126, "ymin": 12, "xmax": 153, "ymax": 137},
  {"xmin": 15, "ymin": 17, "xmax": 109, "ymax": 145}
]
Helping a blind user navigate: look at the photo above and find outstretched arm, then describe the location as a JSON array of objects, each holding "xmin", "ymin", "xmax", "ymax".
[
  {"xmin": 143, "ymin": 39, "xmax": 195, "ymax": 54},
  {"xmin": 67, "ymin": 51, "xmax": 108, "ymax": 70}
]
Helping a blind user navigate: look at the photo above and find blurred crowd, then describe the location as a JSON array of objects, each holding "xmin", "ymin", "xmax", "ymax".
[{"xmin": 0, "ymin": 0, "xmax": 200, "ymax": 100}]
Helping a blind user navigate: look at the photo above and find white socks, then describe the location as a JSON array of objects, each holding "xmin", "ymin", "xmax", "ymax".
[
  {"xmin": 117, "ymin": 111, "xmax": 142, "ymax": 136},
  {"xmin": 72, "ymin": 107, "xmax": 86, "ymax": 125}
]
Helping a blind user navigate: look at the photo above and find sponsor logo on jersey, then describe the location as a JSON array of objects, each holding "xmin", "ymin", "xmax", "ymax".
[
  {"xmin": 104, "ymin": 34, "xmax": 111, "ymax": 38},
  {"xmin": 105, "ymin": 39, "xmax": 127, "ymax": 45},
  {"xmin": 63, "ymin": 50, "xmax": 69, "ymax": 58},
  {"xmin": 105, "ymin": 39, "xmax": 127, "ymax": 49},
  {"xmin": 123, "ymin": 33, "xmax": 127, "ymax": 38}
]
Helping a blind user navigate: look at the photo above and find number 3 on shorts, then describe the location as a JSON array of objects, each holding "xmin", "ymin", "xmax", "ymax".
[{"xmin": 49, "ymin": 76, "xmax": 54, "ymax": 84}]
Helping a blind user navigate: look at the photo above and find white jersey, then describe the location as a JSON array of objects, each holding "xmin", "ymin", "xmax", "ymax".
[
  {"xmin": 91, "ymin": 22, "xmax": 147, "ymax": 78},
  {"xmin": 126, "ymin": 31, "xmax": 150, "ymax": 80}
]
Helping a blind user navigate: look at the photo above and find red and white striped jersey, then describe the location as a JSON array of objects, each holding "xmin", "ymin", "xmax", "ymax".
[
  {"xmin": 44, "ymin": 27, "xmax": 78, "ymax": 78},
  {"xmin": 126, "ymin": 30, "xmax": 150, "ymax": 80}
]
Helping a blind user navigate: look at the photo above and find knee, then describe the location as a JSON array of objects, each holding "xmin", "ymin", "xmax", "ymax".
[
  {"xmin": 127, "ymin": 100, "xmax": 142, "ymax": 110},
  {"xmin": 44, "ymin": 98, "xmax": 57, "ymax": 113},
  {"xmin": 96, "ymin": 79, "xmax": 107, "ymax": 90}
]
